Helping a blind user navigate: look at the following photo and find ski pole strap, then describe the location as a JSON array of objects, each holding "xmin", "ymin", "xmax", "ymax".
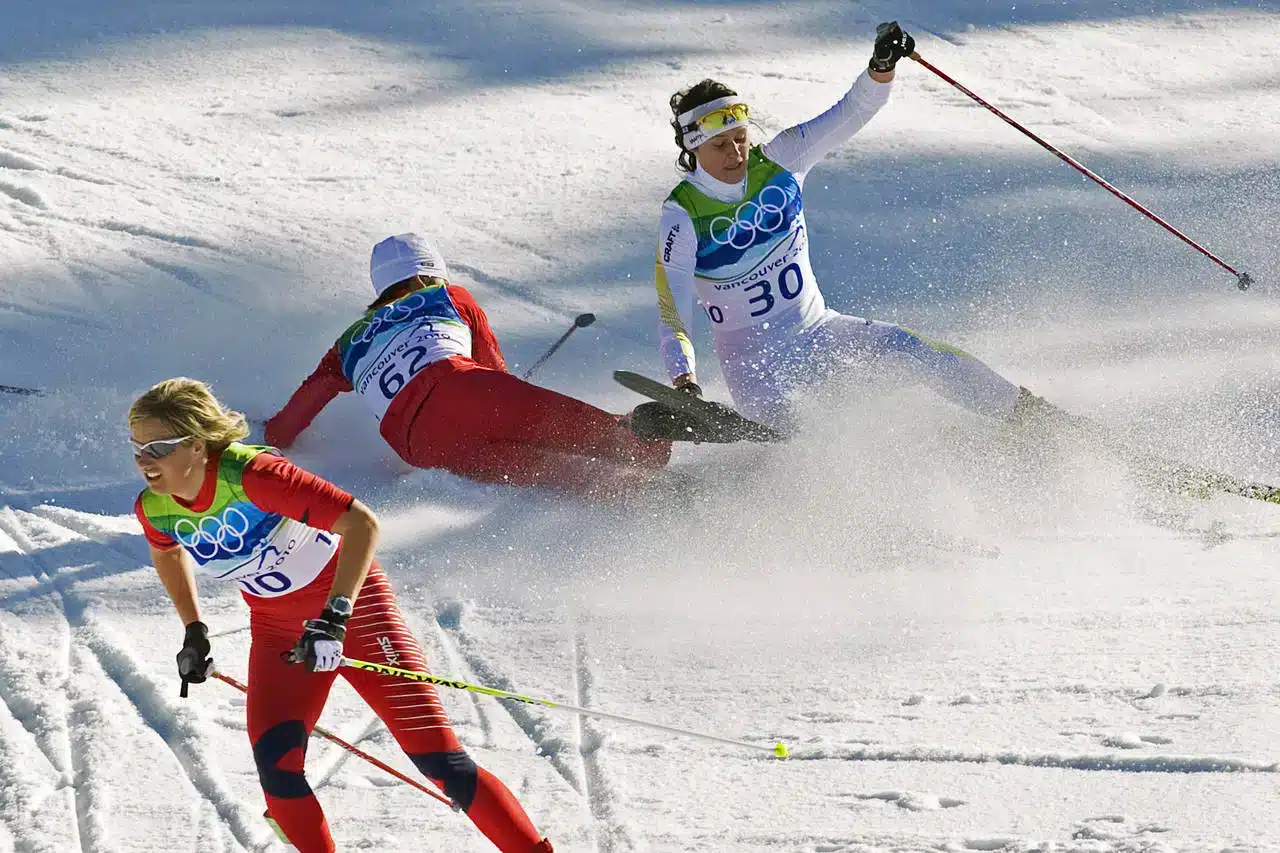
[
  {"xmin": 341, "ymin": 657, "xmax": 789, "ymax": 758},
  {"xmin": 210, "ymin": 670, "xmax": 455, "ymax": 808},
  {"xmin": 909, "ymin": 52, "xmax": 1253, "ymax": 290}
]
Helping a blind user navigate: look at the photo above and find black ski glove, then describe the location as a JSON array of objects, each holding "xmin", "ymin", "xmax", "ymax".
[
  {"xmin": 291, "ymin": 597, "xmax": 351, "ymax": 673},
  {"xmin": 176, "ymin": 621, "xmax": 213, "ymax": 698},
  {"xmin": 870, "ymin": 21, "xmax": 915, "ymax": 73}
]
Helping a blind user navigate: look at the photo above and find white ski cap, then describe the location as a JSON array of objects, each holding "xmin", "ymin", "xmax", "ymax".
[{"xmin": 369, "ymin": 233, "xmax": 449, "ymax": 294}]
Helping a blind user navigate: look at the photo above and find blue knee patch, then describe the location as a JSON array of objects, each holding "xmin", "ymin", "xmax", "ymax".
[
  {"xmin": 411, "ymin": 750, "xmax": 478, "ymax": 810},
  {"xmin": 253, "ymin": 720, "xmax": 312, "ymax": 799}
]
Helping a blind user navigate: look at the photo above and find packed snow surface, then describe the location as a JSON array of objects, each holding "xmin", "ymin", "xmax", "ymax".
[{"xmin": 0, "ymin": 0, "xmax": 1277, "ymax": 851}]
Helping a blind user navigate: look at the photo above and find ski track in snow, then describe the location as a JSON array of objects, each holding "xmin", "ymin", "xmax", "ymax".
[
  {"xmin": 427, "ymin": 604, "xmax": 498, "ymax": 752},
  {"xmin": 0, "ymin": 505, "xmax": 1273, "ymax": 851},
  {"xmin": 0, "ymin": 505, "xmax": 147, "ymax": 613},
  {"xmin": 572, "ymin": 631, "xmax": 632, "ymax": 853},
  {"xmin": 431, "ymin": 600, "xmax": 586, "ymax": 798},
  {"xmin": 0, "ymin": 298, "xmax": 108, "ymax": 330},
  {"xmin": 24, "ymin": 505, "xmax": 149, "ymax": 567},
  {"xmin": 0, "ymin": 144, "xmax": 118, "ymax": 186},
  {"xmin": 0, "ymin": 507, "xmax": 270, "ymax": 853},
  {"xmin": 432, "ymin": 599, "xmax": 640, "ymax": 853},
  {"xmin": 796, "ymin": 743, "xmax": 1278, "ymax": 774},
  {"xmin": 92, "ymin": 221, "xmax": 224, "ymax": 251},
  {"xmin": 446, "ymin": 260, "xmax": 585, "ymax": 326},
  {"xmin": 0, "ymin": 508, "xmax": 93, "ymax": 853},
  {"xmin": 306, "ymin": 711, "xmax": 386, "ymax": 795},
  {"xmin": 126, "ymin": 253, "xmax": 230, "ymax": 303},
  {"xmin": 0, "ymin": 113, "xmax": 161, "ymax": 182},
  {"xmin": 0, "ymin": 180, "xmax": 46, "ymax": 209},
  {"xmin": 0, "ymin": 609, "xmax": 72, "ymax": 853}
]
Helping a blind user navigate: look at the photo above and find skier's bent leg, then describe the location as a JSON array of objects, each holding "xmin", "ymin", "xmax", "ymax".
[
  {"xmin": 247, "ymin": 636, "xmax": 341, "ymax": 853},
  {"xmin": 253, "ymin": 721, "xmax": 332, "ymax": 853},
  {"xmin": 411, "ymin": 751, "xmax": 551, "ymax": 853},
  {"xmin": 417, "ymin": 364, "xmax": 672, "ymax": 469},
  {"xmin": 411, "ymin": 416, "xmax": 663, "ymax": 494},
  {"xmin": 822, "ymin": 315, "xmax": 1020, "ymax": 418},
  {"xmin": 411, "ymin": 750, "xmax": 478, "ymax": 808},
  {"xmin": 454, "ymin": 440, "xmax": 659, "ymax": 495},
  {"xmin": 890, "ymin": 325, "xmax": 1019, "ymax": 417},
  {"xmin": 340, "ymin": 576, "xmax": 551, "ymax": 853}
]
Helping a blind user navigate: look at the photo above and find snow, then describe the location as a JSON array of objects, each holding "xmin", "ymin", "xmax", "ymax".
[{"xmin": 1, "ymin": 0, "xmax": 1278, "ymax": 851}]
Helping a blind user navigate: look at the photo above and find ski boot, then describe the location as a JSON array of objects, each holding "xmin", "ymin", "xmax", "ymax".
[
  {"xmin": 626, "ymin": 401, "xmax": 779, "ymax": 443},
  {"xmin": 627, "ymin": 402, "xmax": 730, "ymax": 442}
]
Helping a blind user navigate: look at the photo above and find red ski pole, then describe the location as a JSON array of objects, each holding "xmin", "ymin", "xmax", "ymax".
[
  {"xmin": 211, "ymin": 671, "xmax": 455, "ymax": 809},
  {"xmin": 910, "ymin": 52, "xmax": 1253, "ymax": 291}
]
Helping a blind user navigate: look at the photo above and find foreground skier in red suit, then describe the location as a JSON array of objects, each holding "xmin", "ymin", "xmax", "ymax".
[{"xmin": 131, "ymin": 377, "xmax": 553, "ymax": 853}]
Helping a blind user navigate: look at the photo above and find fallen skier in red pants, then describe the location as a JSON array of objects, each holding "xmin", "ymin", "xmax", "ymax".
[{"xmin": 266, "ymin": 233, "xmax": 685, "ymax": 497}]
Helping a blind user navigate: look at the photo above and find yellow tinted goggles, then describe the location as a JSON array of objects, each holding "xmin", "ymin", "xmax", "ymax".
[{"xmin": 692, "ymin": 103, "xmax": 750, "ymax": 132}]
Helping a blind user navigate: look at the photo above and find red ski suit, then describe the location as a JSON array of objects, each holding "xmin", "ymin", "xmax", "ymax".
[
  {"xmin": 265, "ymin": 284, "xmax": 669, "ymax": 492},
  {"xmin": 136, "ymin": 451, "xmax": 549, "ymax": 853}
]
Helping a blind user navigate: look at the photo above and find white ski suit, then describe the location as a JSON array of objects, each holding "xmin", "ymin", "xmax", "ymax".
[{"xmin": 654, "ymin": 70, "xmax": 1020, "ymax": 427}]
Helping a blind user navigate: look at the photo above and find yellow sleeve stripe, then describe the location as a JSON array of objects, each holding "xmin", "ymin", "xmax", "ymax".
[{"xmin": 655, "ymin": 260, "xmax": 695, "ymax": 360}]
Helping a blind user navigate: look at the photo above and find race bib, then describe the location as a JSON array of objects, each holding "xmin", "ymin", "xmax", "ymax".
[
  {"xmin": 351, "ymin": 320, "xmax": 471, "ymax": 420},
  {"xmin": 177, "ymin": 513, "xmax": 340, "ymax": 598},
  {"xmin": 698, "ymin": 225, "xmax": 822, "ymax": 331}
]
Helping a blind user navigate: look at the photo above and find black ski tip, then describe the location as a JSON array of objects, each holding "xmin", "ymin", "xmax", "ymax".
[
  {"xmin": 1237, "ymin": 271, "xmax": 1253, "ymax": 291},
  {"xmin": 574, "ymin": 312, "xmax": 596, "ymax": 327}
]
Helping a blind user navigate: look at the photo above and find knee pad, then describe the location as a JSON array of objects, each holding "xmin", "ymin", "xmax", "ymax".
[
  {"xmin": 410, "ymin": 750, "xmax": 478, "ymax": 810},
  {"xmin": 253, "ymin": 720, "xmax": 312, "ymax": 799}
]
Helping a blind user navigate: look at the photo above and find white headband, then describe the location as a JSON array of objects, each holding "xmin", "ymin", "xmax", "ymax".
[{"xmin": 679, "ymin": 95, "xmax": 748, "ymax": 150}]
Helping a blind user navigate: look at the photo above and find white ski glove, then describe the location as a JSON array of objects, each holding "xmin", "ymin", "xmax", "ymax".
[{"xmin": 291, "ymin": 596, "xmax": 352, "ymax": 672}]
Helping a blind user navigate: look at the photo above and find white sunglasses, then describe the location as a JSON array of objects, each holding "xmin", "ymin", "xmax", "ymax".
[{"xmin": 130, "ymin": 435, "xmax": 192, "ymax": 460}]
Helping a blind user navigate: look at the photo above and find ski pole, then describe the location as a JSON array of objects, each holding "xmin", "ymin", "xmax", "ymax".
[
  {"xmin": 211, "ymin": 670, "xmax": 456, "ymax": 809},
  {"xmin": 909, "ymin": 52, "xmax": 1254, "ymax": 291},
  {"xmin": 520, "ymin": 313, "xmax": 596, "ymax": 380},
  {"xmin": 341, "ymin": 657, "xmax": 789, "ymax": 758},
  {"xmin": 0, "ymin": 384, "xmax": 44, "ymax": 396}
]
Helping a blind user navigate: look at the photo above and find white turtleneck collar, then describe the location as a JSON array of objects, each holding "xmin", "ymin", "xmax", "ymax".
[{"xmin": 687, "ymin": 162, "xmax": 748, "ymax": 203}]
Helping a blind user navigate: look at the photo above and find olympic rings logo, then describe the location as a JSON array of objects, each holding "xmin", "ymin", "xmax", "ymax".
[
  {"xmin": 709, "ymin": 185, "xmax": 790, "ymax": 249},
  {"xmin": 353, "ymin": 293, "xmax": 429, "ymax": 346},
  {"xmin": 174, "ymin": 507, "xmax": 252, "ymax": 560}
]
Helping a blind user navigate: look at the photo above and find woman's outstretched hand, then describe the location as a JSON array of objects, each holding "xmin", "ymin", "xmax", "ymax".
[{"xmin": 870, "ymin": 21, "xmax": 916, "ymax": 76}]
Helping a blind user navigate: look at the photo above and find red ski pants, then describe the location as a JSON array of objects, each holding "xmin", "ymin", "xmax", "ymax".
[
  {"xmin": 246, "ymin": 565, "xmax": 547, "ymax": 853},
  {"xmin": 398, "ymin": 360, "xmax": 671, "ymax": 494}
]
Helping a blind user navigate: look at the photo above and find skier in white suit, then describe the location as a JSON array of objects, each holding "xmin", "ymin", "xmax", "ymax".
[{"xmin": 646, "ymin": 22, "xmax": 1055, "ymax": 433}]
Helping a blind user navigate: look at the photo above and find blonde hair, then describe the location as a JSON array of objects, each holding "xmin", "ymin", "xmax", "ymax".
[{"xmin": 129, "ymin": 377, "xmax": 249, "ymax": 452}]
